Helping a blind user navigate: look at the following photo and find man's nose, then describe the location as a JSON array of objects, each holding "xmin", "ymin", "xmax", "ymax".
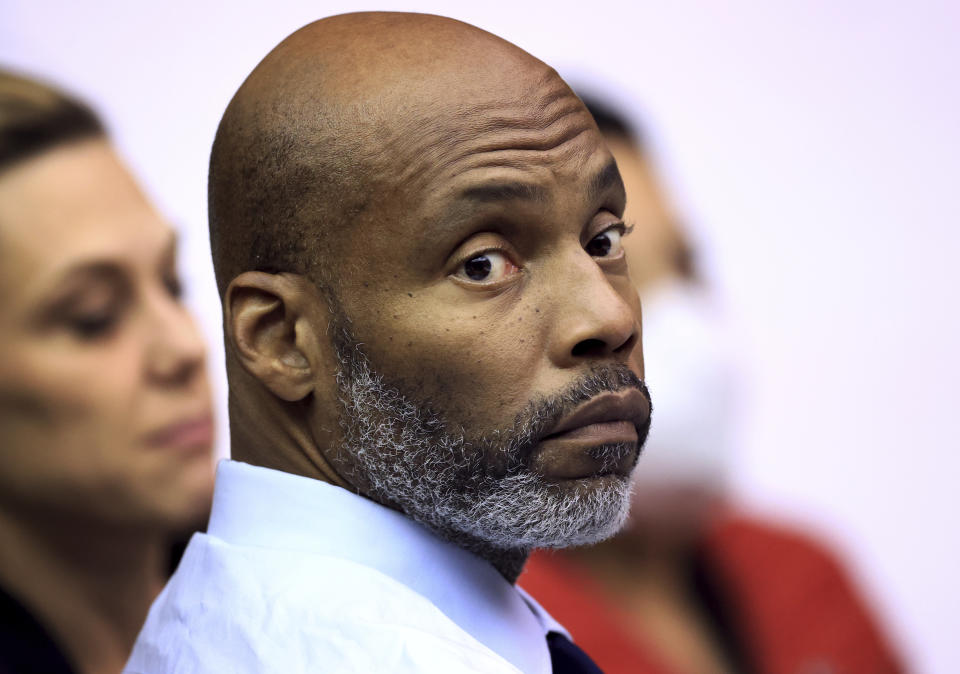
[
  {"xmin": 547, "ymin": 253, "xmax": 639, "ymax": 367},
  {"xmin": 145, "ymin": 292, "xmax": 207, "ymax": 386}
]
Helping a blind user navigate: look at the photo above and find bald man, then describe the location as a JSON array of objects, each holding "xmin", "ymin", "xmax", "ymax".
[{"xmin": 126, "ymin": 12, "xmax": 651, "ymax": 674}]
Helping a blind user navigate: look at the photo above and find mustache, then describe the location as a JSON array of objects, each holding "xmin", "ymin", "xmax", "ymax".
[{"xmin": 484, "ymin": 364, "xmax": 652, "ymax": 467}]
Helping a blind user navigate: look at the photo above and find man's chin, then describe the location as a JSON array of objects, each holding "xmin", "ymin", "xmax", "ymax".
[
  {"xmin": 526, "ymin": 477, "xmax": 634, "ymax": 549},
  {"xmin": 429, "ymin": 471, "xmax": 634, "ymax": 552}
]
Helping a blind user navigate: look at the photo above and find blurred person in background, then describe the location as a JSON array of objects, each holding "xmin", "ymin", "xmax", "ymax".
[
  {"xmin": 519, "ymin": 95, "xmax": 904, "ymax": 674},
  {"xmin": 0, "ymin": 70, "xmax": 215, "ymax": 674}
]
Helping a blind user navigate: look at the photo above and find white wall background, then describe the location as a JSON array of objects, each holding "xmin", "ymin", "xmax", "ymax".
[{"xmin": 2, "ymin": 1, "xmax": 957, "ymax": 671}]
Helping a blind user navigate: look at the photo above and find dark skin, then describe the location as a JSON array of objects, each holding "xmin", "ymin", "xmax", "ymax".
[
  {"xmin": 221, "ymin": 13, "xmax": 648, "ymax": 581},
  {"xmin": 539, "ymin": 132, "xmax": 737, "ymax": 672}
]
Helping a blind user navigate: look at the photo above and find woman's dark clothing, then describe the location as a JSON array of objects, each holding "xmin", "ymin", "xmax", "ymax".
[{"xmin": 0, "ymin": 585, "xmax": 75, "ymax": 674}]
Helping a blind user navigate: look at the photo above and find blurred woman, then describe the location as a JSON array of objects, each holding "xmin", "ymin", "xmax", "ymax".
[
  {"xmin": 0, "ymin": 70, "xmax": 215, "ymax": 674},
  {"xmin": 520, "ymin": 96, "xmax": 903, "ymax": 674}
]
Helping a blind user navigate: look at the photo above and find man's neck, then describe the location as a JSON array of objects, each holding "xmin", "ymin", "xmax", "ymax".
[
  {"xmin": 428, "ymin": 528, "xmax": 529, "ymax": 583},
  {"xmin": 0, "ymin": 508, "xmax": 166, "ymax": 674},
  {"xmin": 489, "ymin": 548, "xmax": 529, "ymax": 584},
  {"xmin": 228, "ymin": 387, "xmax": 349, "ymax": 488}
]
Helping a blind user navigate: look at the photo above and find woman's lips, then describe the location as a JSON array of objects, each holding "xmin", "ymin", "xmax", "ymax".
[{"xmin": 144, "ymin": 414, "xmax": 214, "ymax": 452}]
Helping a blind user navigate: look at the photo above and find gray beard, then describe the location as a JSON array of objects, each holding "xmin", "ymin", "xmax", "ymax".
[{"xmin": 332, "ymin": 327, "xmax": 644, "ymax": 565}]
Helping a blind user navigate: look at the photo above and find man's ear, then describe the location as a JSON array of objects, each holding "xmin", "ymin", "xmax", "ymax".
[{"xmin": 225, "ymin": 272, "xmax": 322, "ymax": 402}]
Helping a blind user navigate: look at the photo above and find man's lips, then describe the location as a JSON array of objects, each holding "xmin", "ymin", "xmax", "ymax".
[
  {"xmin": 544, "ymin": 388, "xmax": 650, "ymax": 440},
  {"xmin": 546, "ymin": 419, "xmax": 638, "ymax": 443},
  {"xmin": 534, "ymin": 388, "xmax": 651, "ymax": 480}
]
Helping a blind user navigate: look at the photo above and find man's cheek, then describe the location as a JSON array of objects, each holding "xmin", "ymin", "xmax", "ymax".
[{"xmin": 395, "ymin": 345, "xmax": 533, "ymax": 428}]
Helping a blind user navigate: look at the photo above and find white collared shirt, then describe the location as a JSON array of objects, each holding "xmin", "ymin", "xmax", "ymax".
[{"xmin": 125, "ymin": 460, "xmax": 568, "ymax": 673}]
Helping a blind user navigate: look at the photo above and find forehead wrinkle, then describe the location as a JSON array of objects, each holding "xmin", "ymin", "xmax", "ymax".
[
  {"xmin": 466, "ymin": 78, "xmax": 585, "ymax": 136},
  {"xmin": 395, "ymin": 108, "xmax": 596, "ymax": 194},
  {"xmin": 450, "ymin": 94, "xmax": 590, "ymax": 154},
  {"xmin": 375, "ymin": 74, "xmax": 592, "ymax": 186}
]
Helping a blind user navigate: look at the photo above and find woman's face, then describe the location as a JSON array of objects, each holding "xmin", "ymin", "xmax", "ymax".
[{"xmin": 0, "ymin": 139, "xmax": 214, "ymax": 531}]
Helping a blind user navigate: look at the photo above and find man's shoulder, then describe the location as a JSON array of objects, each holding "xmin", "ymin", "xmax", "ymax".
[{"xmin": 125, "ymin": 534, "xmax": 521, "ymax": 674}]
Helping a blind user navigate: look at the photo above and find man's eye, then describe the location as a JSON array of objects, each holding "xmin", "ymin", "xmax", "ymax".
[
  {"xmin": 455, "ymin": 251, "xmax": 518, "ymax": 283},
  {"xmin": 585, "ymin": 226, "xmax": 624, "ymax": 258}
]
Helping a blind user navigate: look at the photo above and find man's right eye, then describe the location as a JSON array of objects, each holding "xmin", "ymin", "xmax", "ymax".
[{"xmin": 454, "ymin": 251, "xmax": 519, "ymax": 284}]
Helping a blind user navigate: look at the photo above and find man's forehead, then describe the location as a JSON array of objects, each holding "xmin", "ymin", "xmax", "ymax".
[
  {"xmin": 366, "ymin": 73, "xmax": 616, "ymax": 222},
  {"xmin": 371, "ymin": 77, "xmax": 599, "ymax": 188},
  {"xmin": 235, "ymin": 10, "xmax": 600, "ymax": 202}
]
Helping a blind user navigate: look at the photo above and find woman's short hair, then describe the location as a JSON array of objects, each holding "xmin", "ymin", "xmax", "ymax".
[{"xmin": 0, "ymin": 69, "xmax": 105, "ymax": 173}]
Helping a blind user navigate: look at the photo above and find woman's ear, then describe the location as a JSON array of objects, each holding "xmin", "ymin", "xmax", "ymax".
[{"xmin": 225, "ymin": 272, "xmax": 321, "ymax": 402}]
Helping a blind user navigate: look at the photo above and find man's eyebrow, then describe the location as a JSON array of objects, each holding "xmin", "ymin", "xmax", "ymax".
[
  {"xmin": 589, "ymin": 158, "xmax": 625, "ymax": 204},
  {"xmin": 455, "ymin": 160, "xmax": 623, "ymax": 206},
  {"xmin": 457, "ymin": 181, "xmax": 548, "ymax": 204}
]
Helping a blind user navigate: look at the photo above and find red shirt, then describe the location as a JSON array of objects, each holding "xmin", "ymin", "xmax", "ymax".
[{"xmin": 519, "ymin": 514, "xmax": 904, "ymax": 674}]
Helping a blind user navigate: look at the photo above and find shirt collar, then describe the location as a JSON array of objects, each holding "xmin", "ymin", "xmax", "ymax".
[{"xmin": 207, "ymin": 460, "xmax": 566, "ymax": 672}]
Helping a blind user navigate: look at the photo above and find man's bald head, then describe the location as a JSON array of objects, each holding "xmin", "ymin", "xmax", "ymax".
[{"xmin": 209, "ymin": 12, "xmax": 560, "ymax": 297}]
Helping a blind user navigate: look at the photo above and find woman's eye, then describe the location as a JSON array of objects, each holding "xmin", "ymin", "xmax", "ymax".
[
  {"xmin": 585, "ymin": 226, "xmax": 624, "ymax": 258},
  {"xmin": 455, "ymin": 251, "xmax": 519, "ymax": 283},
  {"xmin": 68, "ymin": 311, "xmax": 118, "ymax": 340}
]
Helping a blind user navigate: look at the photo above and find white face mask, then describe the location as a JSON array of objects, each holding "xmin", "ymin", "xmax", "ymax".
[{"xmin": 632, "ymin": 279, "xmax": 741, "ymax": 497}]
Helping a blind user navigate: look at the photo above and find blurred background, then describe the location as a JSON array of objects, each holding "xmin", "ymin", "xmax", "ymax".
[{"xmin": 2, "ymin": 1, "xmax": 957, "ymax": 671}]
